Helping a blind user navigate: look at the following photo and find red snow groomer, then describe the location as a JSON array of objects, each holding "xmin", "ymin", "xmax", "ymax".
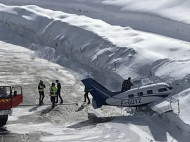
[{"xmin": 0, "ymin": 86, "xmax": 23, "ymax": 127}]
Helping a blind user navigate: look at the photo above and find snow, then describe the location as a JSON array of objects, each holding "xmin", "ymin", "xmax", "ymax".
[
  {"xmin": 0, "ymin": 3, "xmax": 190, "ymax": 85},
  {"xmin": 1, "ymin": 0, "xmax": 190, "ymax": 42},
  {"xmin": 0, "ymin": 0, "xmax": 190, "ymax": 142},
  {"xmin": 2, "ymin": 0, "xmax": 190, "ymax": 24}
]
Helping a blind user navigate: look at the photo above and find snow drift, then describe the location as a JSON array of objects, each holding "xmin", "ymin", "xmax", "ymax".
[
  {"xmin": 0, "ymin": 4, "xmax": 190, "ymax": 87},
  {"xmin": 1, "ymin": 0, "xmax": 190, "ymax": 42}
]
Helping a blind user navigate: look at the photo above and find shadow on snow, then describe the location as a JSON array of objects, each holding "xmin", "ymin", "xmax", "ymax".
[{"xmin": 68, "ymin": 112, "xmax": 190, "ymax": 142}]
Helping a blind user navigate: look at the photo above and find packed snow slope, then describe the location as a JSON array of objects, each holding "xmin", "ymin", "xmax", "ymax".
[{"xmin": 1, "ymin": 0, "xmax": 190, "ymax": 41}]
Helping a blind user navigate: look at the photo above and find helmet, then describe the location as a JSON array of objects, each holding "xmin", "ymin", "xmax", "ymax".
[
  {"xmin": 56, "ymin": 80, "xmax": 59, "ymax": 83},
  {"xmin": 52, "ymin": 83, "xmax": 55, "ymax": 86},
  {"xmin": 128, "ymin": 77, "xmax": 131, "ymax": 80}
]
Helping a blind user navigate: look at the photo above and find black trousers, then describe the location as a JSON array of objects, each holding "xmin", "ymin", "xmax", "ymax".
[
  {"xmin": 84, "ymin": 92, "xmax": 90, "ymax": 103},
  {"xmin": 56, "ymin": 90, "xmax": 63, "ymax": 103},
  {"xmin": 39, "ymin": 91, "xmax": 44, "ymax": 105},
  {"xmin": 51, "ymin": 96, "xmax": 56, "ymax": 108}
]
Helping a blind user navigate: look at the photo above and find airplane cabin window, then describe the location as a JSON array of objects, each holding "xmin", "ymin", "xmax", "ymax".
[
  {"xmin": 128, "ymin": 94, "xmax": 134, "ymax": 98},
  {"xmin": 147, "ymin": 90, "xmax": 153, "ymax": 94},
  {"xmin": 158, "ymin": 88, "xmax": 167, "ymax": 92},
  {"xmin": 137, "ymin": 92, "xmax": 143, "ymax": 97}
]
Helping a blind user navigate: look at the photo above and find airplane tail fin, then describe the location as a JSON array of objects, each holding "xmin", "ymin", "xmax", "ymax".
[{"xmin": 81, "ymin": 78, "xmax": 114, "ymax": 109}]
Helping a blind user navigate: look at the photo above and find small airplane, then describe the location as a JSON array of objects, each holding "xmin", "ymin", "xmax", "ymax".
[{"xmin": 81, "ymin": 78, "xmax": 173, "ymax": 109}]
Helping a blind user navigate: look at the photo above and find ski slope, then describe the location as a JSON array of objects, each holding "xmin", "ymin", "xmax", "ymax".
[{"xmin": 0, "ymin": 1, "xmax": 190, "ymax": 142}]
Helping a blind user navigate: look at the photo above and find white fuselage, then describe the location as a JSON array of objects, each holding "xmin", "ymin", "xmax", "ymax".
[{"xmin": 106, "ymin": 83, "xmax": 172, "ymax": 107}]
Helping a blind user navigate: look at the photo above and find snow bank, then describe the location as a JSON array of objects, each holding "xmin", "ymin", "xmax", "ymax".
[
  {"xmin": 151, "ymin": 84, "xmax": 190, "ymax": 136},
  {"xmin": 1, "ymin": 0, "xmax": 190, "ymax": 41},
  {"xmin": 155, "ymin": 88, "xmax": 190, "ymax": 121},
  {"xmin": 0, "ymin": 4, "xmax": 190, "ymax": 89}
]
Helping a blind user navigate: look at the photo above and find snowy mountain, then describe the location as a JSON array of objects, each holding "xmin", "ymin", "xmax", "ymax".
[{"xmin": 0, "ymin": 0, "xmax": 190, "ymax": 141}]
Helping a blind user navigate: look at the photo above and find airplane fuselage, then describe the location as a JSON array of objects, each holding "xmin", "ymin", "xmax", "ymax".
[
  {"xmin": 106, "ymin": 83, "xmax": 172, "ymax": 107},
  {"xmin": 81, "ymin": 78, "xmax": 172, "ymax": 109}
]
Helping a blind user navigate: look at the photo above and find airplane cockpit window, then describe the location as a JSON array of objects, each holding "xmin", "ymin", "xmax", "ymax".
[
  {"xmin": 147, "ymin": 90, "xmax": 153, "ymax": 94},
  {"xmin": 128, "ymin": 94, "xmax": 134, "ymax": 98},
  {"xmin": 158, "ymin": 88, "xmax": 167, "ymax": 92},
  {"xmin": 166, "ymin": 86, "xmax": 173, "ymax": 90},
  {"xmin": 137, "ymin": 92, "xmax": 143, "ymax": 97}
]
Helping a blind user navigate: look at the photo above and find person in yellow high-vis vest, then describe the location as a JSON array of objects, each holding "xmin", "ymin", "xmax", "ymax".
[{"xmin": 49, "ymin": 83, "xmax": 57, "ymax": 108}]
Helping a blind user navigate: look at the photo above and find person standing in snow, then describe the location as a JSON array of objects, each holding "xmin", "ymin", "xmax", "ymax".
[
  {"xmin": 49, "ymin": 83, "xmax": 57, "ymax": 108},
  {"xmin": 38, "ymin": 80, "xmax": 46, "ymax": 105},
  {"xmin": 83, "ymin": 87, "xmax": 90, "ymax": 104},
  {"xmin": 55, "ymin": 80, "xmax": 63, "ymax": 104},
  {"xmin": 121, "ymin": 77, "xmax": 133, "ymax": 91}
]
